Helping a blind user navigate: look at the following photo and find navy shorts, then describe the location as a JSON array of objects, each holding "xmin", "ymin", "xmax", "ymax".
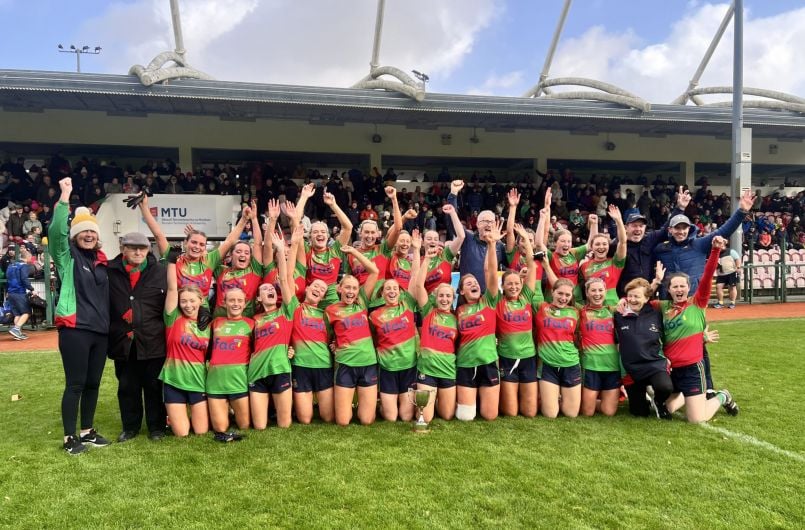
[
  {"xmin": 163, "ymin": 382, "xmax": 207, "ymax": 405},
  {"xmin": 417, "ymin": 372, "xmax": 457, "ymax": 389},
  {"xmin": 499, "ymin": 355, "xmax": 538, "ymax": 383},
  {"xmin": 207, "ymin": 391, "xmax": 249, "ymax": 401},
  {"xmin": 335, "ymin": 364, "xmax": 378, "ymax": 388},
  {"xmin": 538, "ymin": 362, "xmax": 582, "ymax": 387},
  {"xmin": 292, "ymin": 366, "xmax": 334, "ymax": 393},
  {"xmin": 671, "ymin": 361, "xmax": 706, "ymax": 397},
  {"xmin": 583, "ymin": 369, "xmax": 622, "ymax": 391},
  {"xmin": 378, "ymin": 366, "xmax": 418, "ymax": 395},
  {"xmin": 249, "ymin": 373, "xmax": 292, "ymax": 394},
  {"xmin": 7, "ymin": 293, "xmax": 30, "ymax": 316},
  {"xmin": 717, "ymin": 272, "xmax": 738, "ymax": 287},
  {"xmin": 456, "ymin": 361, "xmax": 500, "ymax": 388}
]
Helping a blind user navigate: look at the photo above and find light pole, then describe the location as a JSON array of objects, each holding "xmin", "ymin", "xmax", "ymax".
[{"xmin": 57, "ymin": 44, "xmax": 102, "ymax": 73}]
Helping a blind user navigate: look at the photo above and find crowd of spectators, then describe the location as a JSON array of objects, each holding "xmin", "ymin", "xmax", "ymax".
[{"xmin": 2, "ymin": 154, "xmax": 805, "ymax": 265}]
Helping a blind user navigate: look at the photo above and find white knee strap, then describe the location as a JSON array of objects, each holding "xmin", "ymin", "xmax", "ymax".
[{"xmin": 455, "ymin": 403, "xmax": 476, "ymax": 421}]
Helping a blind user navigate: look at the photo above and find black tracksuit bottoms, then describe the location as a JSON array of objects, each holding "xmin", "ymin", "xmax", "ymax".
[
  {"xmin": 114, "ymin": 343, "xmax": 166, "ymax": 434},
  {"xmin": 59, "ymin": 328, "xmax": 108, "ymax": 436}
]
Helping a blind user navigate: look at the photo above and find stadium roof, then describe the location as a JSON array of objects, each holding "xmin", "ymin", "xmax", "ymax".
[{"xmin": 2, "ymin": 69, "xmax": 805, "ymax": 141}]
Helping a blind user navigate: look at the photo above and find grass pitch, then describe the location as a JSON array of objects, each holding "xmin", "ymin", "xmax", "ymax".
[{"xmin": 1, "ymin": 319, "xmax": 803, "ymax": 529}]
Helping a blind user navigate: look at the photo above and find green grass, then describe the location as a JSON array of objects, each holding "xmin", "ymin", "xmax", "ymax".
[{"xmin": 1, "ymin": 319, "xmax": 804, "ymax": 529}]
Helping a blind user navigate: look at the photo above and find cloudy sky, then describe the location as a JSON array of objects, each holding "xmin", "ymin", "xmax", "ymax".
[{"xmin": 3, "ymin": 0, "xmax": 805, "ymax": 104}]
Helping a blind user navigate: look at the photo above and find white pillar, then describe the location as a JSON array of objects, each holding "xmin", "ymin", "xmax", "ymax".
[
  {"xmin": 178, "ymin": 145, "xmax": 194, "ymax": 174},
  {"xmin": 682, "ymin": 160, "xmax": 696, "ymax": 189}
]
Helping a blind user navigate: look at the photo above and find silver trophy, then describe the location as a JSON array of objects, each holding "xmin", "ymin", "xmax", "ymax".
[{"xmin": 407, "ymin": 388, "xmax": 436, "ymax": 433}]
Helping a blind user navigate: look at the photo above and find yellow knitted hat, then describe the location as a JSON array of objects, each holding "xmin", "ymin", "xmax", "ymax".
[{"xmin": 70, "ymin": 207, "xmax": 100, "ymax": 238}]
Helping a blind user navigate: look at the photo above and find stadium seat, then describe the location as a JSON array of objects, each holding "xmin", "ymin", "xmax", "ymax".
[
  {"xmin": 786, "ymin": 277, "xmax": 796, "ymax": 289},
  {"xmin": 762, "ymin": 278, "xmax": 774, "ymax": 289},
  {"xmin": 751, "ymin": 278, "xmax": 762, "ymax": 290},
  {"xmin": 797, "ymin": 277, "xmax": 805, "ymax": 288},
  {"xmin": 770, "ymin": 250, "xmax": 781, "ymax": 261}
]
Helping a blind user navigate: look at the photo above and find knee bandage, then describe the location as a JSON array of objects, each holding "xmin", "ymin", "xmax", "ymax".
[{"xmin": 455, "ymin": 403, "xmax": 477, "ymax": 421}]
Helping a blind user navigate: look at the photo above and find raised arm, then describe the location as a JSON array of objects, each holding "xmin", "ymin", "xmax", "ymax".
[
  {"xmin": 540, "ymin": 188, "xmax": 552, "ymax": 247},
  {"xmin": 271, "ymin": 229, "xmax": 293, "ymax": 303},
  {"xmin": 49, "ymin": 177, "xmax": 73, "ymax": 270},
  {"xmin": 442, "ymin": 203, "xmax": 465, "ymax": 255},
  {"xmin": 385, "ymin": 186, "xmax": 402, "ymax": 248},
  {"xmin": 408, "ymin": 229, "xmax": 423, "ymax": 297},
  {"xmin": 505, "ymin": 188, "xmax": 520, "ymax": 254},
  {"xmin": 138, "ymin": 194, "xmax": 169, "ymax": 256},
  {"xmin": 165, "ymin": 251, "xmax": 180, "ymax": 314},
  {"xmin": 694, "ymin": 236, "xmax": 725, "ymax": 308},
  {"xmin": 585, "ymin": 214, "xmax": 599, "ymax": 246},
  {"xmin": 484, "ymin": 219, "xmax": 505, "ymax": 298},
  {"xmin": 342, "ymin": 244, "xmax": 379, "ymax": 297},
  {"xmin": 324, "ymin": 191, "xmax": 353, "ymax": 247},
  {"xmin": 218, "ymin": 204, "xmax": 250, "ymax": 257},
  {"xmin": 249, "ymin": 199, "xmax": 264, "ymax": 266},
  {"xmin": 649, "ymin": 261, "xmax": 665, "ymax": 298},
  {"xmin": 445, "ymin": 179, "xmax": 464, "ymax": 239},
  {"xmin": 294, "ymin": 183, "xmax": 315, "ymax": 227},
  {"xmin": 535, "ymin": 206, "xmax": 549, "ymax": 253},
  {"xmin": 262, "ymin": 199, "xmax": 281, "ymax": 264},
  {"xmin": 609, "ymin": 205, "xmax": 627, "ymax": 261},
  {"xmin": 287, "ymin": 223, "xmax": 304, "ymax": 288}
]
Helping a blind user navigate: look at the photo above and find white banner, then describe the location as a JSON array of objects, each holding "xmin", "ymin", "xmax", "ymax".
[{"xmin": 137, "ymin": 195, "xmax": 236, "ymax": 237}]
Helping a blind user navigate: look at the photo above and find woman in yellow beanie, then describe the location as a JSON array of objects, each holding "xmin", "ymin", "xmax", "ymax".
[{"xmin": 48, "ymin": 177, "xmax": 112, "ymax": 455}]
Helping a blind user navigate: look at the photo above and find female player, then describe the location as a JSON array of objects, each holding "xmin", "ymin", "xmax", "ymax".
[
  {"xmin": 579, "ymin": 205, "xmax": 627, "ymax": 305},
  {"xmin": 161, "ymin": 253, "xmax": 210, "ymax": 436},
  {"xmin": 206, "ymin": 288, "xmax": 254, "ymax": 441},
  {"xmin": 50, "ymin": 177, "xmax": 111, "ymax": 455},
  {"xmin": 249, "ymin": 230, "xmax": 298, "ymax": 429},
  {"xmin": 419, "ymin": 203, "xmax": 465, "ymax": 294},
  {"xmin": 262, "ymin": 199, "xmax": 306, "ymax": 305},
  {"xmin": 659, "ymin": 236, "xmax": 739, "ymax": 422},
  {"xmin": 504, "ymin": 188, "xmax": 541, "ymax": 280},
  {"xmin": 454, "ymin": 220, "xmax": 504, "ymax": 421},
  {"xmin": 410, "ymin": 231, "xmax": 458, "ymax": 421},
  {"xmin": 325, "ymin": 246, "xmax": 381, "ymax": 426},
  {"xmin": 578, "ymin": 277, "xmax": 620, "ymax": 417},
  {"xmin": 496, "ymin": 223, "xmax": 539, "ymax": 418},
  {"xmin": 212, "ymin": 203, "xmax": 263, "ymax": 317}
]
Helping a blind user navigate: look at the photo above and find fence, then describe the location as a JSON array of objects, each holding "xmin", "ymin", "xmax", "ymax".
[{"xmin": 0, "ymin": 245, "xmax": 55, "ymax": 329}]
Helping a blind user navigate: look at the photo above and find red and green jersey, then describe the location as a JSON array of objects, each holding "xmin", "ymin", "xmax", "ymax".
[
  {"xmin": 652, "ymin": 247, "xmax": 719, "ymax": 368},
  {"xmin": 579, "ymin": 255, "xmax": 626, "ymax": 305},
  {"xmin": 369, "ymin": 291, "xmax": 418, "ymax": 372},
  {"xmin": 456, "ymin": 291, "xmax": 497, "ymax": 368},
  {"xmin": 324, "ymin": 292, "xmax": 376, "ymax": 367},
  {"xmin": 249, "ymin": 296, "xmax": 299, "ymax": 382},
  {"xmin": 213, "ymin": 256, "xmax": 263, "ymax": 317},
  {"xmin": 349, "ymin": 241, "xmax": 391, "ymax": 287},
  {"xmin": 175, "ymin": 249, "xmax": 221, "ymax": 306},
  {"xmin": 418, "ymin": 295, "xmax": 458, "ymax": 379},
  {"xmin": 423, "ymin": 247, "xmax": 455, "ymax": 294},
  {"xmin": 262, "ymin": 261, "xmax": 307, "ymax": 305},
  {"xmin": 207, "ymin": 316, "xmax": 254, "ymax": 394},
  {"xmin": 306, "ymin": 240, "xmax": 343, "ymax": 306},
  {"xmin": 387, "ymin": 253, "xmax": 413, "ymax": 290},
  {"xmin": 160, "ymin": 307, "xmax": 209, "ymax": 393},
  {"xmin": 506, "ymin": 248, "xmax": 544, "ymax": 280},
  {"xmin": 495, "ymin": 285, "xmax": 537, "ymax": 360},
  {"xmin": 534, "ymin": 302, "xmax": 580, "ymax": 368},
  {"xmin": 291, "ymin": 302, "xmax": 332, "ymax": 369},
  {"xmin": 548, "ymin": 244, "xmax": 587, "ymax": 300},
  {"xmin": 578, "ymin": 304, "xmax": 619, "ymax": 371}
]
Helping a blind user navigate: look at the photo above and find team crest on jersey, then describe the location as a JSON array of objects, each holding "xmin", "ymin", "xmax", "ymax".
[{"xmin": 649, "ymin": 324, "xmax": 659, "ymax": 332}]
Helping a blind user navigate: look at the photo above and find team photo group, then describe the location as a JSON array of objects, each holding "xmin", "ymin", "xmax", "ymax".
[{"xmin": 51, "ymin": 175, "xmax": 751, "ymax": 455}]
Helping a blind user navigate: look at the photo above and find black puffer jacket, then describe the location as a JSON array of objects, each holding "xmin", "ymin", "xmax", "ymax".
[
  {"xmin": 614, "ymin": 304, "xmax": 667, "ymax": 381},
  {"xmin": 107, "ymin": 253, "xmax": 167, "ymax": 361}
]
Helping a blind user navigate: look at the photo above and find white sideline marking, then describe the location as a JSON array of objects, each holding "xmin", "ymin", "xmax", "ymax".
[{"xmin": 698, "ymin": 422, "xmax": 805, "ymax": 463}]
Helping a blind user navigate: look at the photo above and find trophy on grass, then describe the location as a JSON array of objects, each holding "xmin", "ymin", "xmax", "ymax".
[{"xmin": 407, "ymin": 387, "xmax": 436, "ymax": 434}]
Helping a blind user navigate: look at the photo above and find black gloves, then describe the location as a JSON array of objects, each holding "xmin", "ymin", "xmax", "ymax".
[
  {"xmin": 197, "ymin": 306, "xmax": 212, "ymax": 331},
  {"xmin": 123, "ymin": 187, "xmax": 153, "ymax": 209},
  {"xmin": 166, "ymin": 246, "xmax": 182, "ymax": 264}
]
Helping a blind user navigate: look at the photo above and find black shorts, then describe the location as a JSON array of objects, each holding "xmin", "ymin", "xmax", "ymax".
[
  {"xmin": 7, "ymin": 293, "xmax": 30, "ymax": 316},
  {"xmin": 292, "ymin": 366, "xmax": 334, "ymax": 393},
  {"xmin": 456, "ymin": 361, "xmax": 500, "ymax": 388},
  {"xmin": 335, "ymin": 364, "xmax": 378, "ymax": 389},
  {"xmin": 163, "ymin": 382, "xmax": 207, "ymax": 405},
  {"xmin": 671, "ymin": 361, "xmax": 706, "ymax": 397},
  {"xmin": 207, "ymin": 391, "xmax": 249, "ymax": 401},
  {"xmin": 499, "ymin": 356, "xmax": 538, "ymax": 383},
  {"xmin": 417, "ymin": 372, "xmax": 457, "ymax": 389},
  {"xmin": 538, "ymin": 362, "xmax": 581, "ymax": 387},
  {"xmin": 583, "ymin": 369, "xmax": 622, "ymax": 391},
  {"xmin": 249, "ymin": 373, "xmax": 292, "ymax": 394},
  {"xmin": 717, "ymin": 272, "xmax": 738, "ymax": 286},
  {"xmin": 378, "ymin": 366, "xmax": 417, "ymax": 395}
]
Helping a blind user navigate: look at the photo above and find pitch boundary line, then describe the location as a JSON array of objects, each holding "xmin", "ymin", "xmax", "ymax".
[{"xmin": 698, "ymin": 422, "xmax": 805, "ymax": 463}]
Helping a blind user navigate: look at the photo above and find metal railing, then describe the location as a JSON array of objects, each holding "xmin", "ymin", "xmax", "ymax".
[
  {"xmin": 741, "ymin": 233, "xmax": 799, "ymax": 304},
  {"xmin": 0, "ymin": 244, "xmax": 56, "ymax": 329}
]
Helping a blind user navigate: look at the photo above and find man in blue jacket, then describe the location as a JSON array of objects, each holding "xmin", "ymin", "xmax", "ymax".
[
  {"xmin": 5, "ymin": 246, "xmax": 34, "ymax": 340},
  {"xmin": 653, "ymin": 188, "xmax": 754, "ymax": 299}
]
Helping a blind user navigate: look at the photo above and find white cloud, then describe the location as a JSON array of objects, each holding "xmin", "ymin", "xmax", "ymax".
[
  {"xmin": 548, "ymin": 2, "xmax": 805, "ymax": 103},
  {"xmin": 467, "ymin": 70, "xmax": 525, "ymax": 95},
  {"xmin": 82, "ymin": 0, "xmax": 500, "ymax": 89}
]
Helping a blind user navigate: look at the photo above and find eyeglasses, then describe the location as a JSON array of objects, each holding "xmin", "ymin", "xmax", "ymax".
[{"xmin": 477, "ymin": 219, "xmax": 495, "ymax": 224}]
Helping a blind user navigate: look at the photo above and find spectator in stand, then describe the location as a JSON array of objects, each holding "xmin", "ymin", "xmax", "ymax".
[
  {"xmin": 22, "ymin": 211, "xmax": 42, "ymax": 237},
  {"xmin": 7, "ymin": 204, "xmax": 25, "ymax": 238},
  {"xmin": 5, "ymin": 246, "xmax": 34, "ymax": 340},
  {"xmin": 359, "ymin": 204, "xmax": 379, "ymax": 222},
  {"xmin": 713, "ymin": 246, "xmax": 741, "ymax": 309}
]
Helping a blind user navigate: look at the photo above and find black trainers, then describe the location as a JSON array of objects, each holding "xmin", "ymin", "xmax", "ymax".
[
  {"xmin": 117, "ymin": 430, "xmax": 138, "ymax": 443},
  {"xmin": 213, "ymin": 431, "xmax": 245, "ymax": 443},
  {"xmin": 80, "ymin": 429, "xmax": 111, "ymax": 447},
  {"xmin": 63, "ymin": 435, "xmax": 88, "ymax": 455},
  {"xmin": 148, "ymin": 430, "xmax": 166, "ymax": 441},
  {"xmin": 718, "ymin": 389, "xmax": 740, "ymax": 416}
]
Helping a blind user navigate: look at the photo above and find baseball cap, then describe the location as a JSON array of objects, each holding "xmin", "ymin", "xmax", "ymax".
[
  {"xmin": 120, "ymin": 232, "xmax": 150, "ymax": 247},
  {"xmin": 669, "ymin": 214, "xmax": 691, "ymax": 227},
  {"xmin": 625, "ymin": 213, "xmax": 647, "ymax": 224}
]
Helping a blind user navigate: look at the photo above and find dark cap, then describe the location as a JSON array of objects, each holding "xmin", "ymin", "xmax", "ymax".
[
  {"xmin": 625, "ymin": 212, "xmax": 647, "ymax": 224},
  {"xmin": 120, "ymin": 232, "xmax": 150, "ymax": 247}
]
